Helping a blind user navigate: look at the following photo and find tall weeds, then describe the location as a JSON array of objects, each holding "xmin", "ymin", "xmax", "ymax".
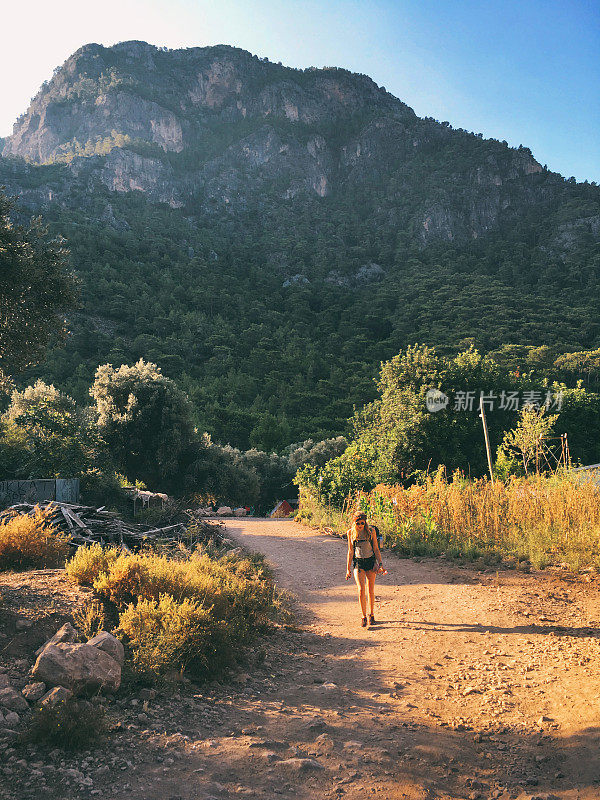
[{"xmin": 299, "ymin": 471, "xmax": 600, "ymax": 570}]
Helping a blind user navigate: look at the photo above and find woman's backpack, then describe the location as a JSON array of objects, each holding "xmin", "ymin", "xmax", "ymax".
[{"xmin": 371, "ymin": 524, "xmax": 383, "ymax": 550}]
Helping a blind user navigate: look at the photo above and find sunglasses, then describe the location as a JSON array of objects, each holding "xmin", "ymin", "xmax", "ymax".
[{"xmin": 355, "ymin": 519, "xmax": 366, "ymax": 525}]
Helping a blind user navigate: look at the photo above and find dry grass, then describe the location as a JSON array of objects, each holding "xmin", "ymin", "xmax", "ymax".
[
  {"xmin": 66, "ymin": 544, "xmax": 283, "ymax": 681},
  {"xmin": 84, "ymin": 549, "xmax": 275, "ymax": 639},
  {"xmin": 0, "ymin": 507, "xmax": 71, "ymax": 571},
  {"xmin": 356, "ymin": 471, "xmax": 600, "ymax": 569},
  {"xmin": 118, "ymin": 595, "xmax": 232, "ymax": 680},
  {"xmin": 298, "ymin": 471, "xmax": 600, "ymax": 570},
  {"xmin": 22, "ymin": 697, "xmax": 107, "ymax": 750},
  {"xmin": 73, "ymin": 599, "xmax": 107, "ymax": 639},
  {"xmin": 65, "ymin": 542, "xmax": 120, "ymax": 585}
]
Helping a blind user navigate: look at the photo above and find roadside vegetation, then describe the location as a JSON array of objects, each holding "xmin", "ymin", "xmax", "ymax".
[
  {"xmin": 0, "ymin": 507, "xmax": 71, "ymax": 570},
  {"xmin": 67, "ymin": 542, "xmax": 287, "ymax": 682},
  {"xmin": 297, "ymin": 470, "xmax": 600, "ymax": 571},
  {"xmin": 295, "ymin": 345, "xmax": 600, "ymax": 572}
]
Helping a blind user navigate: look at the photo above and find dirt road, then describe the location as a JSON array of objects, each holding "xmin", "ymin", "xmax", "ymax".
[
  {"xmin": 2, "ymin": 518, "xmax": 600, "ymax": 800},
  {"xmin": 220, "ymin": 518, "xmax": 600, "ymax": 800}
]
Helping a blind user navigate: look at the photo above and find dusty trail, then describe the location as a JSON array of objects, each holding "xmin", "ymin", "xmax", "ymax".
[
  {"xmin": 3, "ymin": 518, "xmax": 600, "ymax": 800},
  {"xmin": 220, "ymin": 518, "xmax": 600, "ymax": 800}
]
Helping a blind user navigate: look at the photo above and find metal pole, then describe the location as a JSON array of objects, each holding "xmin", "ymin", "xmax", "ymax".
[{"xmin": 479, "ymin": 395, "xmax": 494, "ymax": 484}]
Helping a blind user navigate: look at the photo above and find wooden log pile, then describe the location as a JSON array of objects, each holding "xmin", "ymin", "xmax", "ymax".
[{"xmin": 0, "ymin": 501, "xmax": 223, "ymax": 550}]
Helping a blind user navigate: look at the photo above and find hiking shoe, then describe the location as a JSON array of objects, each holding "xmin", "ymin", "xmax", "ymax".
[
  {"xmin": 361, "ymin": 617, "xmax": 367, "ymax": 627},
  {"xmin": 369, "ymin": 614, "xmax": 376, "ymax": 625}
]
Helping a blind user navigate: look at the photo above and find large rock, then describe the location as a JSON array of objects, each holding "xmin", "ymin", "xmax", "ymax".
[
  {"xmin": 87, "ymin": 631, "xmax": 125, "ymax": 667},
  {"xmin": 35, "ymin": 622, "xmax": 79, "ymax": 657},
  {"xmin": 234, "ymin": 507, "xmax": 247, "ymax": 516},
  {"xmin": 0, "ymin": 687, "xmax": 29, "ymax": 712},
  {"xmin": 1, "ymin": 711, "xmax": 20, "ymax": 727},
  {"xmin": 216, "ymin": 506, "xmax": 233, "ymax": 516},
  {"xmin": 32, "ymin": 643, "xmax": 121, "ymax": 694}
]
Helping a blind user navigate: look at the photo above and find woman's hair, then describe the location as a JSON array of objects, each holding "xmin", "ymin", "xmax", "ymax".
[{"xmin": 349, "ymin": 511, "xmax": 369, "ymax": 543}]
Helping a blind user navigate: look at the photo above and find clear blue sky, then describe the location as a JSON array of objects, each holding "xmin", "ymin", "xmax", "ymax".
[{"xmin": 2, "ymin": 0, "xmax": 598, "ymax": 181}]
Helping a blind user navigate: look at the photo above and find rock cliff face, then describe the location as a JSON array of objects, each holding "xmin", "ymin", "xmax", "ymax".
[{"xmin": 2, "ymin": 40, "xmax": 556, "ymax": 244}]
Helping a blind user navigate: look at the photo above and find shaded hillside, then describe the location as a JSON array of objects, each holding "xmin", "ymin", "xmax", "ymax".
[{"xmin": 1, "ymin": 41, "xmax": 599, "ymax": 448}]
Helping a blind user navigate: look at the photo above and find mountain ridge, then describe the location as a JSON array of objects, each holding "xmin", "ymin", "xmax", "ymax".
[{"xmin": 2, "ymin": 39, "xmax": 558, "ymax": 247}]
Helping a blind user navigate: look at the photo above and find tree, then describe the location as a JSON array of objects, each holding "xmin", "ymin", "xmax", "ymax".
[
  {"xmin": 90, "ymin": 360, "xmax": 195, "ymax": 488},
  {"xmin": 182, "ymin": 435, "xmax": 261, "ymax": 508},
  {"xmin": 0, "ymin": 380, "xmax": 101, "ymax": 478},
  {"xmin": 498, "ymin": 405, "xmax": 559, "ymax": 475},
  {"xmin": 0, "ymin": 190, "xmax": 77, "ymax": 386},
  {"xmin": 249, "ymin": 413, "xmax": 291, "ymax": 452}
]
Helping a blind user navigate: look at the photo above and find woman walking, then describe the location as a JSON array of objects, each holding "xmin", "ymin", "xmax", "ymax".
[{"xmin": 345, "ymin": 510, "xmax": 384, "ymax": 627}]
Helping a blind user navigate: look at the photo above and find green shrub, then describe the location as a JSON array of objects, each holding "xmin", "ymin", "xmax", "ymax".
[
  {"xmin": 22, "ymin": 698, "xmax": 107, "ymax": 750},
  {"xmin": 91, "ymin": 549, "xmax": 276, "ymax": 640},
  {"xmin": 0, "ymin": 508, "xmax": 71, "ymax": 571},
  {"xmin": 118, "ymin": 594, "xmax": 232, "ymax": 680},
  {"xmin": 65, "ymin": 543, "xmax": 120, "ymax": 586}
]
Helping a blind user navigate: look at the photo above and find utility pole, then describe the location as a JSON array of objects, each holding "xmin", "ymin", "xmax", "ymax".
[{"xmin": 479, "ymin": 395, "xmax": 494, "ymax": 484}]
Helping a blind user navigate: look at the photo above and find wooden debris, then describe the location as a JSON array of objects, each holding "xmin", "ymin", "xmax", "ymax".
[{"xmin": 0, "ymin": 500, "xmax": 225, "ymax": 551}]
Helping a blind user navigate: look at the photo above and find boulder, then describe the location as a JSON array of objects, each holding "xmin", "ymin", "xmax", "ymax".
[
  {"xmin": 0, "ymin": 687, "xmax": 29, "ymax": 712},
  {"xmin": 2, "ymin": 711, "xmax": 20, "ymax": 727},
  {"xmin": 40, "ymin": 686, "xmax": 73, "ymax": 707},
  {"xmin": 35, "ymin": 622, "xmax": 79, "ymax": 657},
  {"xmin": 234, "ymin": 507, "xmax": 247, "ymax": 516},
  {"xmin": 87, "ymin": 631, "xmax": 125, "ymax": 667},
  {"xmin": 32, "ymin": 643, "xmax": 121, "ymax": 694},
  {"xmin": 21, "ymin": 682, "xmax": 46, "ymax": 703},
  {"xmin": 216, "ymin": 506, "xmax": 233, "ymax": 516}
]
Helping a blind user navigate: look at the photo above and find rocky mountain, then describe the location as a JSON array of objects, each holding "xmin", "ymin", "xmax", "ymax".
[
  {"xmin": 2, "ymin": 40, "xmax": 571, "ymax": 242},
  {"xmin": 1, "ymin": 41, "xmax": 599, "ymax": 448}
]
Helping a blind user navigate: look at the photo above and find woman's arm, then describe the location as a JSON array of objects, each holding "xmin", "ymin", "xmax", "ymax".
[{"xmin": 346, "ymin": 531, "xmax": 353, "ymax": 579}]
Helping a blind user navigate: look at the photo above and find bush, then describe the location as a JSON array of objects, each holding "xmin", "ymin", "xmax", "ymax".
[
  {"xmin": 0, "ymin": 508, "xmax": 71, "ymax": 571},
  {"xmin": 91, "ymin": 549, "xmax": 276, "ymax": 640},
  {"xmin": 73, "ymin": 599, "xmax": 107, "ymax": 638},
  {"xmin": 118, "ymin": 595, "xmax": 232, "ymax": 680},
  {"xmin": 22, "ymin": 698, "xmax": 107, "ymax": 750},
  {"xmin": 65, "ymin": 543, "xmax": 120, "ymax": 586}
]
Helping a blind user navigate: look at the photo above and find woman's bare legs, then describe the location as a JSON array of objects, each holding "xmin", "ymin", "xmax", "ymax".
[
  {"xmin": 366, "ymin": 570, "xmax": 377, "ymax": 616},
  {"xmin": 353, "ymin": 567, "xmax": 367, "ymax": 617}
]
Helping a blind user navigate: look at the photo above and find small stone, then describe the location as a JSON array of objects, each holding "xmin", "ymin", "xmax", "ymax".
[
  {"xmin": 274, "ymin": 758, "xmax": 324, "ymax": 772},
  {"xmin": 0, "ymin": 688, "xmax": 29, "ymax": 712},
  {"xmin": 40, "ymin": 686, "xmax": 73, "ymax": 707},
  {"xmin": 22, "ymin": 683, "xmax": 46, "ymax": 703},
  {"xmin": 3, "ymin": 712, "xmax": 20, "ymax": 727},
  {"xmin": 35, "ymin": 623, "xmax": 79, "ymax": 657}
]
